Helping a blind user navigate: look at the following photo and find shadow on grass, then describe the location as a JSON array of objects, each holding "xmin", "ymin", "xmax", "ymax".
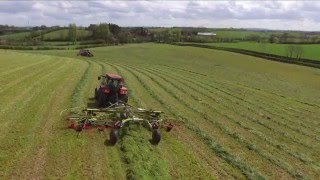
[
  {"xmin": 149, "ymin": 139, "xmax": 160, "ymax": 146},
  {"xmin": 104, "ymin": 139, "xmax": 115, "ymax": 146}
]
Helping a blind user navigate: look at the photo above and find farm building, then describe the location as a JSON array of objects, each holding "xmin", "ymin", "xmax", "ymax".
[{"xmin": 197, "ymin": 32, "xmax": 216, "ymax": 36}]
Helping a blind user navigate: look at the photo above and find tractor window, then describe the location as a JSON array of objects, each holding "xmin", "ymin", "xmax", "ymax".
[
  {"xmin": 101, "ymin": 76, "xmax": 107, "ymax": 85},
  {"xmin": 114, "ymin": 80, "xmax": 119, "ymax": 86},
  {"xmin": 114, "ymin": 80, "xmax": 124, "ymax": 87}
]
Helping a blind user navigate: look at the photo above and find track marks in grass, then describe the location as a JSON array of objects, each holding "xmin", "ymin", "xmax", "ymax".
[
  {"xmin": 9, "ymin": 60, "xmax": 83, "ymax": 179},
  {"xmin": 0, "ymin": 60, "xmax": 75, "ymax": 178},
  {"xmin": 0, "ymin": 61, "xmax": 68, "ymax": 140},
  {"xmin": 0, "ymin": 60, "xmax": 48, "ymax": 78},
  {"xmin": 0, "ymin": 59, "xmax": 64, "ymax": 95}
]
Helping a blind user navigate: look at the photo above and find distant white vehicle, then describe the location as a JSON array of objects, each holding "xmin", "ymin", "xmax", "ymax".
[{"xmin": 197, "ymin": 32, "xmax": 217, "ymax": 36}]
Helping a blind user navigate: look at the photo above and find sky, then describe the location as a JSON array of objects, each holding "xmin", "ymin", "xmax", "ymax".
[{"xmin": 0, "ymin": 1, "xmax": 320, "ymax": 31}]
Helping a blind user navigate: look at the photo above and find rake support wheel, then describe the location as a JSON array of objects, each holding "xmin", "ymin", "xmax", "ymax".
[
  {"xmin": 152, "ymin": 129, "xmax": 161, "ymax": 144},
  {"xmin": 109, "ymin": 129, "xmax": 119, "ymax": 145}
]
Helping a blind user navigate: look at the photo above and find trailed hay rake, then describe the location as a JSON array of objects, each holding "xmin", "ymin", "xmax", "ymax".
[{"xmin": 62, "ymin": 103, "xmax": 173, "ymax": 145}]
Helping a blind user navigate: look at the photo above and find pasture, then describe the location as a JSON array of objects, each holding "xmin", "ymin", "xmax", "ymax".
[
  {"xmin": 40, "ymin": 29, "xmax": 92, "ymax": 41},
  {"xmin": 0, "ymin": 44, "xmax": 319, "ymax": 179},
  {"xmin": 205, "ymin": 42, "xmax": 320, "ymax": 61}
]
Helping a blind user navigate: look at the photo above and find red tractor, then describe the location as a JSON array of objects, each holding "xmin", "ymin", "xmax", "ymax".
[
  {"xmin": 95, "ymin": 73, "xmax": 128, "ymax": 107},
  {"xmin": 77, "ymin": 49, "xmax": 94, "ymax": 57}
]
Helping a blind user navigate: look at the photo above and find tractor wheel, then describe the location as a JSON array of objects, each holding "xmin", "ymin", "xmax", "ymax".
[
  {"xmin": 75, "ymin": 124, "xmax": 83, "ymax": 132},
  {"xmin": 152, "ymin": 129, "xmax": 161, "ymax": 144},
  {"xmin": 109, "ymin": 129, "xmax": 119, "ymax": 145},
  {"xmin": 120, "ymin": 95, "xmax": 128, "ymax": 103},
  {"xmin": 96, "ymin": 92, "xmax": 107, "ymax": 107}
]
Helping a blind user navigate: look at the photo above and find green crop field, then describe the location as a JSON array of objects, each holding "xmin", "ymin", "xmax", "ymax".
[
  {"xmin": 0, "ymin": 44, "xmax": 320, "ymax": 179},
  {"xmin": 204, "ymin": 42, "xmax": 320, "ymax": 61},
  {"xmin": 41, "ymin": 29, "xmax": 92, "ymax": 41},
  {"xmin": 0, "ymin": 32, "xmax": 31, "ymax": 41}
]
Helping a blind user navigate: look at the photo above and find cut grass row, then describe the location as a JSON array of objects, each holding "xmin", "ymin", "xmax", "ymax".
[
  {"xmin": 118, "ymin": 63, "xmax": 312, "ymax": 179},
  {"xmin": 49, "ymin": 59, "xmax": 125, "ymax": 179},
  {"xmin": 146, "ymin": 66, "xmax": 320, "ymax": 160},
  {"xmin": 153, "ymin": 65, "xmax": 320, "ymax": 136},
  {"xmin": 86, "ymin": 43, "xmax": 318, "ymax": 179},
  {"xmin": 105, "ymin": 62, "xmax": 267, "ymax": 179},
  {"xmin": 156, "ymin": 63, "xmax": 320, "ymax": 117},
  {"xmin": 0, "ymin": 55, "xmax": 80, "ymax": 178},
  {"xmin": 100, "ymin": 61, "xmax": 219, "ymax": 179},
  {"xmin": 3, "ymin": 44, "xmax": 318, "ymax": 179},
  {"xmin": 141, "ymin": 66, "xmax": 319, "ymax": 164}
]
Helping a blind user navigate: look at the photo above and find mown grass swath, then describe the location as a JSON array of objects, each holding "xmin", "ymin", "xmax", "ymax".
[{"xmin": 0, "ymin": 43, "xmax": 319, "ymax": 179}]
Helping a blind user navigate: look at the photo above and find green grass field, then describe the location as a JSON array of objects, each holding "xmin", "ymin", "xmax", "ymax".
[
  {"xmin": 204, "ymin": 42, "xmax": 320, "ymax": 61},
  {"xmin": 149, "ymin": 28, "xmax": 285, "ymax": 39},
  {"xmin": 0, "ymin": 44, "xmax": 320, "ymax": 179},
  {"xmin": 41, "ymin": 29, "xmax": 92, "ymax": 41},
  {"xmin": 0, "ymin": 29, "xmax": 92, "ymax": 42},
  {"xmin": 0, "ymin": 32, "xmax": 31, "ymax": 41}
]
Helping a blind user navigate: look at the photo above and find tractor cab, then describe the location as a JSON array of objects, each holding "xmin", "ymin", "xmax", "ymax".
[
  {"xmin": 77, "ymin": 49, "xmax": 93, "ymax": 57},
  {"xmin": 99, "ymin": 74, "xmax": 124, "ymax": 86},
  {"xmin": 96, "ymin": 73, "xmax": 128, "ymax": 107}
]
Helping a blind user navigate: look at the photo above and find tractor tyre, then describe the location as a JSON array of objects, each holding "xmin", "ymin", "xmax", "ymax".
[
  {"xmin": 75, "ymin": 124, "xmax": 83, "ymax": 132},
  {"xmin": 152, "ymin": 129, "xmax": 161, "ymax": 144},
  {"xmin": 120, "ymin": 95, "xmax": 128, "ymax": 103},
  {"xmin": 96, "ymin": 92, "xmax": 107, "ymax": 107},
  {"xmin": 109, "ymin": 129, "xmax": 119, "ymax": 145}
]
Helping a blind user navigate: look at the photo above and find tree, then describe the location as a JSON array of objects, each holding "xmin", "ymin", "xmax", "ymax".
[
  {"xmin": 109, "ymin": 23, "xmax": 121, "ymax": 35},
  {"xmin": 97, "ymin": 23, "xmax": 111, "ymax": 43},
  {"xmin": 68, "ymin": 23, "xmax": 77, "ymax": 44},
  {"xmin": 294, "ymin": 45, "xmax": 304, "ymax": 60},
  {"xmin": 269, "ymin": 34, "xmax": 279, "ymax": 43},
  {"xmin": 286, "ymin": 45, "xmax": 304, "ymax": 60},
  {"xmin": 280, "ymin": 33, "xmax": 289, "ymax": 43},
  {"xmin": 40, "ymin": 30, "xmax": 44, "ymax": 41},
  {"xmin": 286, "ymin": 45, "xmax": 295, "ymax": 58},
  {"xmin": 175, "ymin": 29, "xmax": 182, "ymax": 42}
]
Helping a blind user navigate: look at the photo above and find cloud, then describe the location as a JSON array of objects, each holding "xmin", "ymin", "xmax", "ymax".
[
  {"xmin": 0, "ymin": 1, "xmax": 319, "ymax": 31},
  {"xmin": 0, "ymin": 1, "xmax": 33, "ymax": 13}
]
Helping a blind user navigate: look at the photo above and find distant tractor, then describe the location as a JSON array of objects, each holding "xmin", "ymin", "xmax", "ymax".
[
  {"xmin": 77, "ymin": 49, "xmax": 93, "ymax": 57},
  {"xmin": 95, "ymin": 73, "xmax": 128, "ymax": 107}
]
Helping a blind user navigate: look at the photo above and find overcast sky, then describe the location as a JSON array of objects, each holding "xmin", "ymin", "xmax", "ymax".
[{"xmin": 0, "ymin": 1, "xmax": 320, "ymax": 31}]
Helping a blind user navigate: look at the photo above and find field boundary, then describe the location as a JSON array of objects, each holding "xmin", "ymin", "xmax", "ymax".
[
  {"xmin": 171, "ymin": 43, "xmax": 320, "ymax": 69},
  {"xmin": 0, "ymin": 44, "xmax": 108, "ymax": 50}
]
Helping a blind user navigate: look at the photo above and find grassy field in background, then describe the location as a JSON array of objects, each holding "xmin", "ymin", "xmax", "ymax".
[
  {"xmin": 204, "ymin": 42, "xmax": 320, "ymax": 60},
  {"xmin": 0, "ymin": 44, "xmax": 319, "ymax": 179},
  {"xmin": 0, "ymin": 32, "xmax": 31, "ymax": 41},
  {"xmin": 0, "ymin": 29, "xmax": 92, "ymax": 42},
  {"xmin": 149, "ymin": 28, "xmax": 285, "ymax": 39},
  {"xmin": 41, "ymin": 29, "xmax": 92, "ymax": 41}
]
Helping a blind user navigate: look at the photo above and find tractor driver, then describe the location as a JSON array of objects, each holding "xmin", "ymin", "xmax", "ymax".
[
  {"xmin": 107, "ymin": 80, "xmax": 116, "ymax": 92},
  {"xmin": 118, "ymin": 80, "xmax": 124, "ymax": 88}
]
